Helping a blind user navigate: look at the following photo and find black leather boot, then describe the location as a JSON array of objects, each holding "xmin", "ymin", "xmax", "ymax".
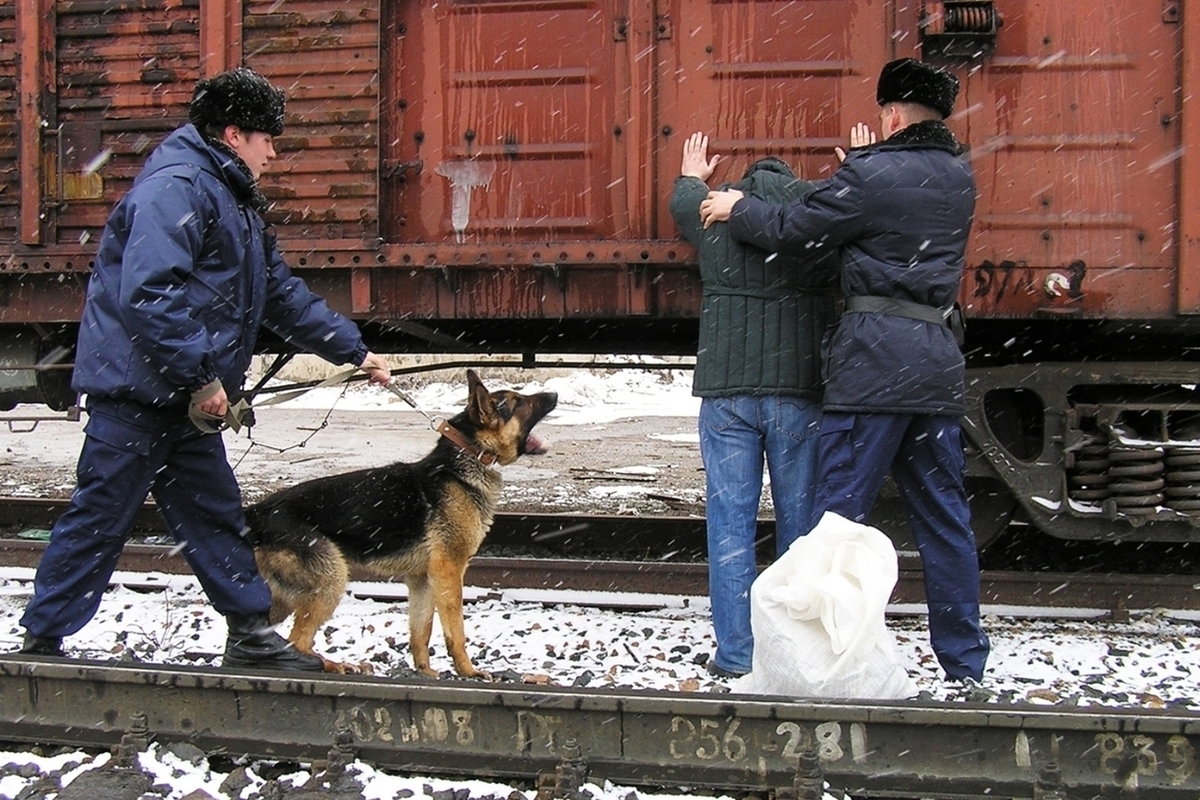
[
  {"xmin": 223, "ymin": 613, "xmax": 324, "ymax": 672},
  {"xmin": 20, "ymin": 633, "xmax": 63, "ymax": 656}
]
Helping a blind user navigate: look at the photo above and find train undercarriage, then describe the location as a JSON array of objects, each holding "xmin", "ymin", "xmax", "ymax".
[{"xmin": 1, "ymin": 314, "xmax": 1199, "ymax": 549}]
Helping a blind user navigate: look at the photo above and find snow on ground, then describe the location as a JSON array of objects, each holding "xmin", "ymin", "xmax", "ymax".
[
  {"xmin": 265, "ymin": 362, "xmax": 702, "ymax": 423},
  {"xmin": 0, "ymin": 573, "xmax": 1198, "ymax": 798},
  {"xmin": 0, "ymin": 572, "xmax": 1197, "ymax": 709},
  {"xmin": 0, "ymin": 574, "xmax": 1197, "ymax": 798},
  {"xmin": 0, "ymin": 742, "xmax": 750, "ymax": 800}
]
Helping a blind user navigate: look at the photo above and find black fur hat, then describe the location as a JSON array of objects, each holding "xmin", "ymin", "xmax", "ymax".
[
  {"xmin": 875, "ymin": 58, "xmax": 959, "ymax": 119},
  {"xmin": 189, "ymin": 68, "xmax": 286, "ymax": 136}
]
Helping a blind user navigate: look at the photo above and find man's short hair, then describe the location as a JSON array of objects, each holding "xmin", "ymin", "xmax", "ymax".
[
  {"xmin": 876, "ymin": 58, "xmax": 959, "ymax": 119},
  {"xmin": 885, "ymin": 101, "xmax": 944, "ymax": 125}
]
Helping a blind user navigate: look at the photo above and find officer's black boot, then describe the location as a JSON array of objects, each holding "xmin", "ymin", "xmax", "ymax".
[
  {"xmin": 20, "ymin": 632, "xmax": 63, "ymax": 656},
  {"xmin": 223, "ymin": 613, "xmax": 324, "ymax": 672}
]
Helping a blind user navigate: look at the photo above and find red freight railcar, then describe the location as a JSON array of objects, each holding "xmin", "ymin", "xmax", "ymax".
[{"xmin": 2, "ymin": 0, "xmax": 1199, "ymax": 546}]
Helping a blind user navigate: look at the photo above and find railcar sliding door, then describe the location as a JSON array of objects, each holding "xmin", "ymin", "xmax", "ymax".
[
  {"xmin": 959, "ymin": 0, "xmax": 1182, "ymax": 319},
  {"xmin": 381, "ymin": 3, "xmax": 625, "ymax": 248}
]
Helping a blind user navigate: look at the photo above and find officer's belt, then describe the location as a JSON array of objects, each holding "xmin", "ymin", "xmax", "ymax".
[{"xmin": 845, "ymin": 295, "xmax": 951, "ymax": 326}]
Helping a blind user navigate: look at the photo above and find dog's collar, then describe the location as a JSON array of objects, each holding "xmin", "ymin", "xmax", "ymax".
[{"xmin": 437, "ymin": 420, "xmax": 500, "ymax": 467}]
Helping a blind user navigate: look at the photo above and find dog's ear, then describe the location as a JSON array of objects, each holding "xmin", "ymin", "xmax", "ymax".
[{"xmin": 466, "ymin": 370, "xmax": 497, "ymax": 426}]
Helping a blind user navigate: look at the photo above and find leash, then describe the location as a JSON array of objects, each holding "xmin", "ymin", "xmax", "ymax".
[
  {"xmin": 250, "ymin": 366, "xmax": 364, "ymax": 410},
  {"xmin": 216, "ymin": 366, "xmax": 365, "ymax": 433},
  {"xmin": 380, "ymin": 381, "xmax": 438, "ymax": 426},
  {"xmin": 252, "ymin": 368, "xmax": 437, "ymax": 427},
  {"xmin": 228, "ymin": 367, "xmax": 364, "ymax": 469},
  {"xmin": 384, "ymin": 381, "xmax": 499, "ymax": 466},
  {"xmin": 233, "ymin": 368, "xmax": 501, "ymax": 467}
]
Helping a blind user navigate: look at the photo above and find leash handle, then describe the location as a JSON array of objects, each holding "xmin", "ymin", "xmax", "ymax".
[{"xmin": 252, "ymin": 366, "xmax": 362, "ymax": 408}]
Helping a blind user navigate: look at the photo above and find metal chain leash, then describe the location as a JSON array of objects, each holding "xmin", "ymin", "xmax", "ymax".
[{"xmin": 228, "ymin": 372, "xmax": 443, "ymax": 474}]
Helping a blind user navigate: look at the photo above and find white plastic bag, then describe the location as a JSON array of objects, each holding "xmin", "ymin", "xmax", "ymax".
[{"xmin": 731, "ymin": 511, "xmax": 917, "ymax": 700}]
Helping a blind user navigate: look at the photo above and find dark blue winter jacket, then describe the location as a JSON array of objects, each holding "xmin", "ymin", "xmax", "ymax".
[
  {"xmin": 74, "ymin": 124, "xmax": 368, "ymax": 407},
  {"xmin": 728, "ymin": 121, "xmax": 974, "ymax": 415}
]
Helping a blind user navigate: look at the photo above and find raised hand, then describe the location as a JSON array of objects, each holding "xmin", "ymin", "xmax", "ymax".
[
  {"xmin": 681, "ymin": 132, "xmax": 721, "ymax": 182},
  {"xmin": 835, "ymin": 122, "xmax": 877, "ymax": 162}
]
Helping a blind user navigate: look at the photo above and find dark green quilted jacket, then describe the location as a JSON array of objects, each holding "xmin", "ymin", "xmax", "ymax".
[{"xmin": 670, "ymin": 158, "xmax": 838, "ymax": 398}]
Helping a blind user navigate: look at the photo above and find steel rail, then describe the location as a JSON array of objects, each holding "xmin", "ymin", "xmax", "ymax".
[
  {"xmin": 0, "ymin": 497, "xmax": 714, "ymax": 546},
  {"xmin": 0, "ymin": 656, "xmax": 1197, "ymax": 798},
  {"xmin": 1, "ymin": 536, "xmax": 1197, "ymax": 614}
]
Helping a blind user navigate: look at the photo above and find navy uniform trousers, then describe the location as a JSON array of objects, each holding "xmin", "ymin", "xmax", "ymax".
[
  {"xmin": 20, "ymin": 398, "xmax": 272, "ymax": 639},
  {"xmin": 811, "ymin": 411, "xmax": 990, "ymax": 681}
]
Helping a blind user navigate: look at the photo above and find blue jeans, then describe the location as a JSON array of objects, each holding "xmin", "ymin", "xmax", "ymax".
[{"xmin": 699, "ymin": 395, "xmax": 821, "ymax": 674}]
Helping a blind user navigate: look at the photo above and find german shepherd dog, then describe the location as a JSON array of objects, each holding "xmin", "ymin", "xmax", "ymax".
[{"xmin": 245, "ymin": 370, "xmax": 558, "ymax": 677}]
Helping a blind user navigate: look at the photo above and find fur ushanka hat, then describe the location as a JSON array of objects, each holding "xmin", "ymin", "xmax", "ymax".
[
  {"xmin": 189, "ymin": 68, "xmax": 286, "ymax": 136},
  {"xmin": 875, "ymin": 58, "xmax": 959, "ymax": 119}
]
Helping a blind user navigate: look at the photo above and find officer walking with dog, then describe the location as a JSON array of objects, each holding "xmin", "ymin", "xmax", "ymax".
[
  {"xmin": 670, "ymin": 135, "xmax": 838, "ymax": 678},
  {"xmin": 17, "ymin": 67, "xmax": 391, "ymax": 672},
  {"xmin": 698, "ymin": 58, "xmax": 990, "ymax": 683}
]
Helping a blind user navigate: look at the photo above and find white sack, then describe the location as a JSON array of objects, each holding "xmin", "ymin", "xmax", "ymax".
[{"xmin": 731, "ymin": 511, "xmax": 917, "ymax": 700}]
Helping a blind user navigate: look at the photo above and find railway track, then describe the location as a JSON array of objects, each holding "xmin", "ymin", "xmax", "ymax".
[
  {"xmin": 2, "ymin": 498, "xmax": 1199, "ymax": 798},
  {"xmin": 0, "ymin": 655, "xmax": 1197, "ymax": 799},
  {"xmin": 0, "ymin": 495, "xmax": 1197, "ymax": 613},
  {"xmin": 2, "ymin": 535, "xmax": 1198, "ymax": 614}
]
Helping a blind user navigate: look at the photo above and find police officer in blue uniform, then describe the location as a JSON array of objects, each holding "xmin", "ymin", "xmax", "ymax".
[
  {"xmin": 18, "ymin": 68, "xmax": 392, "ymax": 671},
  {"xmin": 698, "ymin": 58, "xmax": 990, "ymax": 682}
]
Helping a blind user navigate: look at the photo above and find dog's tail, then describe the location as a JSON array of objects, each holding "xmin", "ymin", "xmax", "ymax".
[
  {"xmin": 246, "ymin": 503, "xmax": 346, "ymax": 599},
  {"xmin": 243, "ymin": 502, "xmax": 271, "ymax": 547},
  {"xmin": 243, "ymin": 501, "xmax": 317, "ymax": 555}
]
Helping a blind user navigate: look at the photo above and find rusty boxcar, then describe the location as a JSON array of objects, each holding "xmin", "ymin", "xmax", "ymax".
[{"xmin": 2, "ymin": 0, "xmax": 1199, "ymax": 548}]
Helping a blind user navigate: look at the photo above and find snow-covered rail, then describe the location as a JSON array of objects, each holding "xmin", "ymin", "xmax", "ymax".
[{"xmin": 0, "ymin": 656, "xmax": 1197, "ymax": 799}]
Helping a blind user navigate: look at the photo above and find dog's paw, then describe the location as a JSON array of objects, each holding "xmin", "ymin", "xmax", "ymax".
[{"xmin": 320, "ymin": 658, "xmax": 374, "ymax": 676}]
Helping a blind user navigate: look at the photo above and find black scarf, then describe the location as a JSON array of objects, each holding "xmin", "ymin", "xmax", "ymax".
[{"xmin": 205, "ymin": 137, "xmax": 272, "ymax": 215}]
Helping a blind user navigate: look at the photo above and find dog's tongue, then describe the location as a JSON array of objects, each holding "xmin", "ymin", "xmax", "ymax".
[{"xmin": 524, "ymin": 432, "xmax": 548, "ymax": 455}]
